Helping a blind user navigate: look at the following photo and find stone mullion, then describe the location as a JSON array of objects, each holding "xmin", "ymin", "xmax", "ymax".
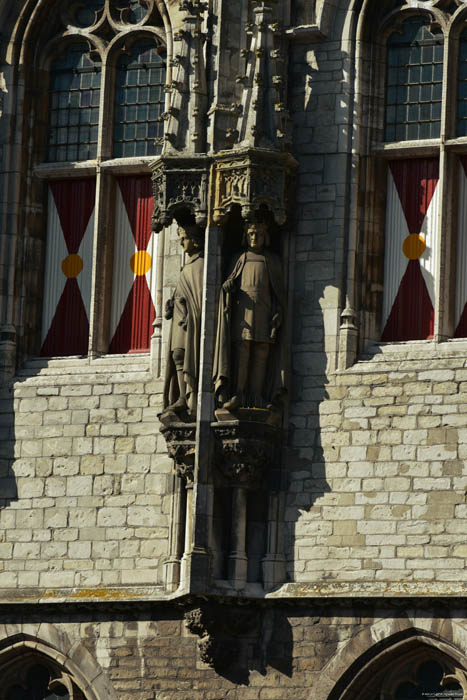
[
  {"xmin": 435, "ymin": 21, "xmax": 454, "ymax": 340},
  {"xmin": 87, "ymin": 167, "xmax": 113, "ymax": 356},
  {"xmin": 434, "ymin": 144, "xmax": 453, "ymax": 340}
]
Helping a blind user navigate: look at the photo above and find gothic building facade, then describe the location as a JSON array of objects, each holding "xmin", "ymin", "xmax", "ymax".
[{"xmin": 1, "ymin": 0, "xmax": 467, "ymax": 698}]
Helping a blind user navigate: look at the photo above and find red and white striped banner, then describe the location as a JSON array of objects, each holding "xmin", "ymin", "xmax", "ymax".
[
  {"xmin": 41, "ymin": 179, "xmax": 95, "ymax": 356},
  {"xmin": 382, "ymin": 159, "xmax": 439, "ymax": 342},
  {"xmin": 109, "ymin": 176, "xmax": 157, "ymax": 353}
]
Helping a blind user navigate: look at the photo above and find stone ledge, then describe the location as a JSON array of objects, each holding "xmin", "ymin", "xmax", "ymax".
[
  {"xmin": 265, "ymin": 581, "xmax": 467, "ymax": 598},
  {"xmin": 0, "ymin": 585, "xmax": 177, "ymax": 605}
]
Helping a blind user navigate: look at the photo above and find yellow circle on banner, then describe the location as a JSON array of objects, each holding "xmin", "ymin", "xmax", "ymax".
[
  {"xmin": 130, "ymin": 250, "xmax": 152, "ymax": 276},
  {"xmin": 61, "ymin": 254, "xmax": 84, "ymax": 278},
  {"xmin": 402, "ymin": 233, "xmax": 426, "ymax": 260}
]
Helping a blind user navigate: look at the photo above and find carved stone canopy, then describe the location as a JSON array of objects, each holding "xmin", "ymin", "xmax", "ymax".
[
  {"xmin": 213, "ymin": 147, "xmax": 297, "ymax": 226},
  {"xmin": 150, "ymin": 154, "xmax": 210, "ymax": 232}
]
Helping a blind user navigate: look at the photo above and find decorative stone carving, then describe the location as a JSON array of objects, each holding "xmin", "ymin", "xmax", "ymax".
[
  {"xmin": 212, "ymin": 416, "xmax": 280, "ymax": 489},
  {"xmin": 232, "ymin": 0, "xmax": 292, "ymax": 152},
  {"xmin": 159, "ymin": 423, "xmax": 196, "ymax": 483},
  {"xmin": 212, "ymin": 148, "xmax": 296, "ymax": 225},
  {"xmin": 184, "ymin": 603, "xmax": 258, "ymax": 669},
  {"xmin": 213, "ymin": 221, "xmax": 287, "ymax": 412},
  {"xmin": 151, "ymin": 155, "xmax": 210, "ymax": 232},
  {"xmin": 162, "ymin": 0, "xmax": 208, "ymax": 153}
]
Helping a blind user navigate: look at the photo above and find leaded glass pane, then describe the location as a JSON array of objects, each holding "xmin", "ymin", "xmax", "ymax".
[
  {"xmin": 111, "ymin": 0, "xmax": 149, "ymax": 24},
  {"xmin": 47, "ymin": 43, "xmax": 101, "ymax": 162},
  {"xmin": 457, "ymin": 29, "xmax": 467, "ymax": 136},
  {"xmin": 113, "ymin": 39, "xmax": 165, "ymax": 157},
  {"xmin": 385, "ymin": 17, "xmax": 443, "ymax": 142}
]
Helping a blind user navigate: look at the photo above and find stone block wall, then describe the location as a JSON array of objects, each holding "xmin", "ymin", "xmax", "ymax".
[
  {"xmin": 2, "ymin": 600, "xmax": 464, "ymax": 700},
  {"xmin": 287, "ymin": 344, "xmax": 467, "ymax": 589},
  {"xmin": 0, "ymin": 356, "xmax": 171, "ymax": 593}
]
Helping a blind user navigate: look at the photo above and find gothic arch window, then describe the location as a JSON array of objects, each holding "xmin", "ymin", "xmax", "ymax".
[
  {"xmin": 26, "ymin": 0, "xmax": 167, "ymax": 358},
  {"xmin": 357, "ymin": 1, "xmax": 467, "ymax": 348},
  {"xmin": 1, "ymin": 657, "xmax": 86, "ymax": 700},
  {"xmin": 330, "ymin": 638, "xmax": 467, "ymax": 700}
]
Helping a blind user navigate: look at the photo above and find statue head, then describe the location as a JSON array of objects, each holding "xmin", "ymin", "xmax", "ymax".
[
  {"xmin": 244, "ymin": 221, "xmax": 270, "ymax": 251},
  {"xmin": 178, "ymin": 225, "xmax": 204, "ymax": 256}
]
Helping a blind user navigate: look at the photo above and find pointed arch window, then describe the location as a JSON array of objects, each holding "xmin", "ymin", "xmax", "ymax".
[
  {"xmin": 33, "ymin": 0, "xmax": 167, "ymax": 358},
  {"xmin": 358, "ymin": 4, "xmax": 467, "ymax": 349},
  {"xmin": 2, "ymin": 659, "xmax": 86, "ymax": 700}
]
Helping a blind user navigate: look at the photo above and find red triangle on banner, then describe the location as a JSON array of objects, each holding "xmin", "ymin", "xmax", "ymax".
[
  {"xmin": 117, "ymin": 176, "xmax": 154, "ymax": 250},
  {"xmin": 382, "ymin": 259, "xmax": 434, "ymax": 341},
  {"xmin": 50, "ymin": 179, "xmax": 95, "ymax": 253},
  {"xmin": 389, "ymin": 159, "xmax": 439, "ymax": 234},
  {"xmin": 108, "ymin": 275, "xmax": 155, "ymax": 354},
  {"xmin": 454, "ymin": 302, "xmax": 467, "ymax": 338},
  {"xmin": 40, "ymin": 279, "xmax": 89, "ymax": 356}
]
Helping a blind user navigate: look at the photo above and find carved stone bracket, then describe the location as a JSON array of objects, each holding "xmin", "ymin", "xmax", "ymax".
[
  {"xmin": 212, "ymin": 148, "xmax": 297, "ymax": 225},
  {"xmin": 160, "ymin": 422, "xmax": 196, "ymax": 483},
  {"xmin": 184, "ymin": 603, "xmax": 258, "ymax": 669},
  {"xmin": 150, "ymin": 155, "xmax": 210, "ymax": 231},
  {"xmin": 212, "ymin": 415, "xmax": 281, "ymax": 489}
]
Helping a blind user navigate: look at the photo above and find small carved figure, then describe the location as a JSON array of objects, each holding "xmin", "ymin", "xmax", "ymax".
[
  {"xmin": 213, "ymin": 221, "xmax": 287, "ymax": 411},
  {"xmin": 163, "ymin": 225, "xmax": 204, "ymax": 417}
]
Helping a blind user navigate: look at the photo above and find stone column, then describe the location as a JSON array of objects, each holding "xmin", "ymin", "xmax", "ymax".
[
  {"xmin": 187, "ymin": 222, "xmax": 222, "ymax": 591},
  {"xmin": 262, "ymin": 491, "xmax": 286, "ymax": 590},
  {"xmin": 228, "ymin": 486, "xmax": 248, "ymax": 589},
  {"xmin": 181, "ymin": 480, "xmax": 194, "ymax": 588},
  {"xmin": 164, "ymin": 473, "xmax": 186, "ymax": 592}
]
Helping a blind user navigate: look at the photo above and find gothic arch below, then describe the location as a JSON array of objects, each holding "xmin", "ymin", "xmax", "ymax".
[
  {"xmin": 0, "ymin": 631, "xmax": 117, "ymax": 700},
  {"xmin": 319, "ymin": 614, "xmax": 467, "ymax": 700}
]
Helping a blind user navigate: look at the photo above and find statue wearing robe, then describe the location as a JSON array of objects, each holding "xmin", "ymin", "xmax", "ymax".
[
  {"xmin": 213, "ymin": 222, "xmax": 287, "ymax": 410},
  {"xmin": 163, "ymin": 226, "xmax": 204, "ymax": 416}
]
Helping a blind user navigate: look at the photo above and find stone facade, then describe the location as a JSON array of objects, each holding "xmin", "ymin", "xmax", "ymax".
[{"xmin": 1, "ymin": 0, "xmax": 467, "ymax": 698}]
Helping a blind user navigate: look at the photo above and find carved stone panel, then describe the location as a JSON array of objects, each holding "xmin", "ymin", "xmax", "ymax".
[
  {"xmin": 151, "ymin": 155, "xmax": 210, "ymax": 232},
  {"xmin": 213, "ymin": 148, "xmax": 296, "ymax": 225},
  {"xmin": 160, "ymin": 422, "xmax": 196, "ymax": 483},
  {"xmin": 212, "ymin": 415, "xmax": 281, "ymax": 489}
]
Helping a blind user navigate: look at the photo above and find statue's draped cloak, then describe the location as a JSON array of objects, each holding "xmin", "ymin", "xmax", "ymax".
[
  {"xmin": 163, "ymin": 252, "xmax": 204, "ymax": 408},
  {"xmin": 213, "ymin": 249, "xmax": 288, "ymax": 404}
]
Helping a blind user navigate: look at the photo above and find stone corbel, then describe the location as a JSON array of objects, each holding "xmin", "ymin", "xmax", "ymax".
[
  {"xmin": 160, "ymin": 422, "xmax": 196, "ymax": 484},
  {"xmin": 150, "ymin": 155, "xmax": 211, "ymax": 232},
  {"xmin": 212, "ymin": 416, "xmax": 280, "ymax": 490},
  {"xmin": 212, "ymin": 148, "xmax": 297, "ymax": 225},
  {"xmin": 184, "ymin": 603, "xmax": 259, "ymax": 669}
]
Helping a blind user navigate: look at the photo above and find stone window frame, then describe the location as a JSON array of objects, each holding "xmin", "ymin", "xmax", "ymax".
[
  {"xmin": 0, "ymin": 652, "xmax": 85, "ymax": 700},
  {"xmin": 332, "ymin": 636, "xmax": 467, "ymax": 700},
  {"xmin": 353, "ymin": 0, "xmax": 467, "ymax": 357},
  {"xmin": 30, "ymin": 0, "xmax": 170, "ymax": 359}
]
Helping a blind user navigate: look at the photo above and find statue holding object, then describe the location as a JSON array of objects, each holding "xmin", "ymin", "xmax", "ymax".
[
  {"xmin": 163, "ymin": 225, "xmax": 204, "ymax": 419},
  {"xmin": 213, "ymin": 221, "xmax": 287, "ymax": 412}
]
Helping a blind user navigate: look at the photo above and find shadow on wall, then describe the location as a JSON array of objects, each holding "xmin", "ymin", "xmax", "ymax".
[
  {"xmin": 283, "ymin": 14, "xmax": 352, "ymax": 585},
  {"xmin": 0, "ymin": 379, "xmax": 18, "ymax": 510}
]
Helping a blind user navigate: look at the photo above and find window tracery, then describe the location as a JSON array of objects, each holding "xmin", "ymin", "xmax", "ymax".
[
  {"xmin": 2, "ymin": 660, "xmax": 85, "ymax": 700},
  {"xmin": 31, "ymin": 0, "xmax": 167, "ymax": 357},
  {"xmin": 357, "ymin": 0, "xmax": 467, "ymax": 349}
]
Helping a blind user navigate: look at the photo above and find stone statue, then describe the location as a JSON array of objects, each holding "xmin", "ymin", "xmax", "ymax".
[
  {"xmin": 163, "ymin": 225, "xmax": 204, "ymax": 417},
  {"xmin": 213, "ymin": 221, "xmax": 287, "ymax": 411}
]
